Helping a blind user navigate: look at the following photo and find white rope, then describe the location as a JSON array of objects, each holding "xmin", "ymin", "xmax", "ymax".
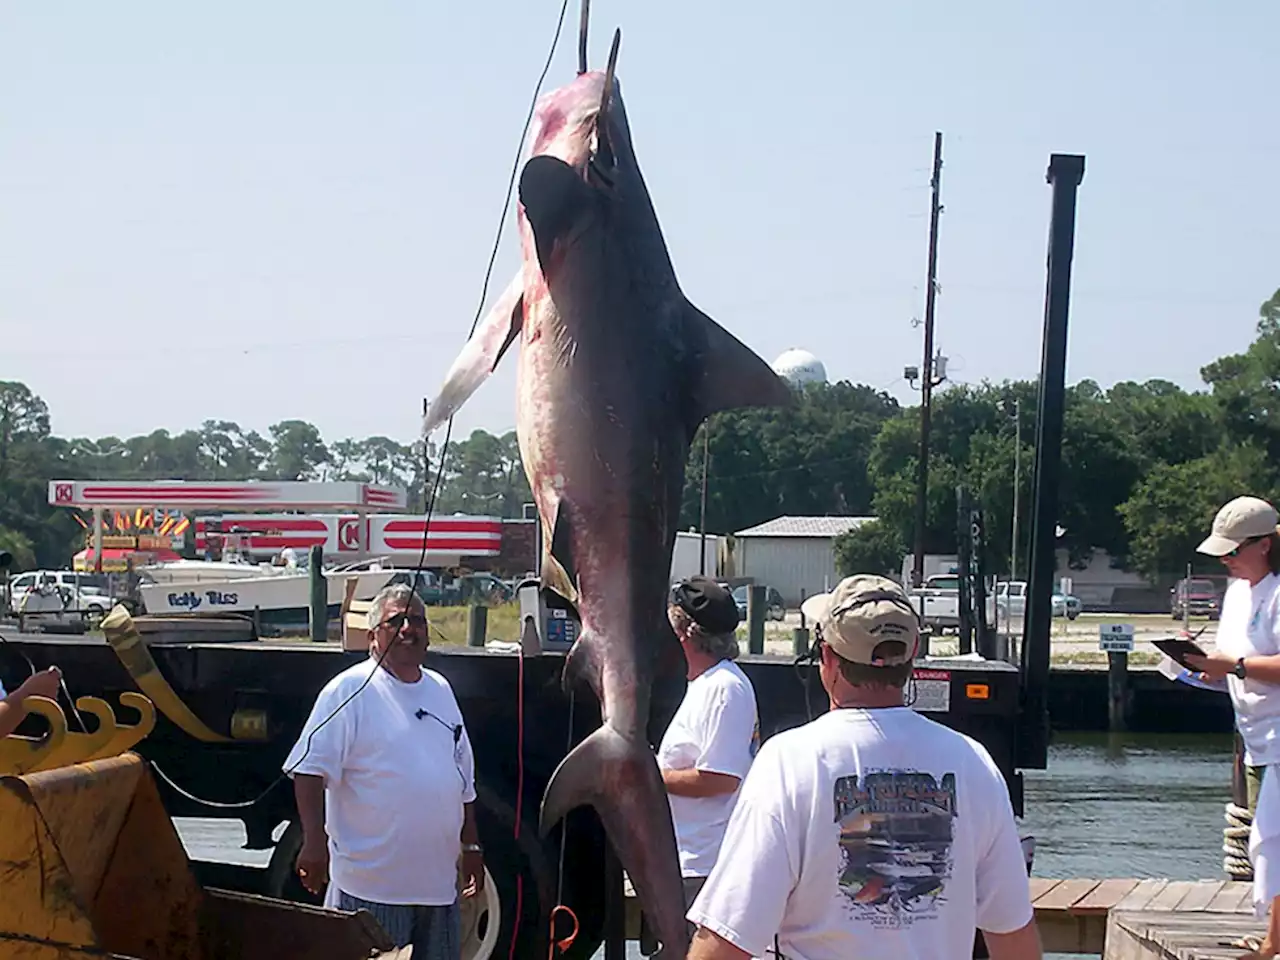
[{"xmin": 1224, "ymin": 801, "xmax": 1255, "ymax": 880}]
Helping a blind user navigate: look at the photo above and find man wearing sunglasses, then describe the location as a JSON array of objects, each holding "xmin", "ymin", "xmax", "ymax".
[
  {"xmin": 284, "ymin": 582, "xmax": 481, "ymax": 960},
  {"xmin": 657, "ymin": 576, "xmax": 760, "ymax": 927}
]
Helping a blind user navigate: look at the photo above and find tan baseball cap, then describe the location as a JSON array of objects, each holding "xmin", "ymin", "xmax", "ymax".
[
  {"xmin": 800, "ymin": 574, "xmax": 921, "ymax": 666},
  {"xmin": 1197, "ymin": 496, "xmax": 1280, "ymax": 557}
]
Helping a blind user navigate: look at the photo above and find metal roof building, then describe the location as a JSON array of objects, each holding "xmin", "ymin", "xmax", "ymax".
[{"xmin": 732, "ymin": 515, "xmax": 875, "ymax": 607}]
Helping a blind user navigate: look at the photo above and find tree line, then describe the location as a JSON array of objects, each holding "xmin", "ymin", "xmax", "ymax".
[{"xmin": 3, "ymin": 285, "xmax": 1277, "ymax": 580}]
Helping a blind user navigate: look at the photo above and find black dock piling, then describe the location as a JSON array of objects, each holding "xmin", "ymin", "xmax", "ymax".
[
  {"xmin": 308, "ymin": 544, "xmax": 326, "ymax": 643},
  {"xmin": 1019, "ymin": 152, "xmax": 1085, "ymax": 771}
]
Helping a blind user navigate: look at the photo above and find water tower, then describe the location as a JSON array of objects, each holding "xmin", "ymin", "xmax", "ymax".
[{"xmin": 772, "ymin": 348, "xmax": 828, "ymax": 387}]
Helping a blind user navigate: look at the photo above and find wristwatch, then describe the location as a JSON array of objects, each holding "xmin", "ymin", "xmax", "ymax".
[
  {"xmin": 1234, "ymin": 658, "xmax": 1248, "ymax": 679},
  {"xmin": 461, "ymin": 843, "xmax": 483, "ymax": 854}
]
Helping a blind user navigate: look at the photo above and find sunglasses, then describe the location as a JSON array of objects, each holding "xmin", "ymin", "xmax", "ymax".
[
  {"xmin": 377, "ymin": 611, "xmax": 429, "ymax": 634},
  {"xmin": 1227, "ymin": 536, "xmax": 1267, "ymax": 558}
]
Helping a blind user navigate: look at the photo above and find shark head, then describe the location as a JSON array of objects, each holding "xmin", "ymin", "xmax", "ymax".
[{"xmin": 526, "ymin": 29, "xmax": 628, "ymax": 176}]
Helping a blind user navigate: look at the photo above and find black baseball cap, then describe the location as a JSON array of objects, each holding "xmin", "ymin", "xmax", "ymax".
[{"xmin": 670, "ymin": 576, "xmax": 741, "ymax": 634}]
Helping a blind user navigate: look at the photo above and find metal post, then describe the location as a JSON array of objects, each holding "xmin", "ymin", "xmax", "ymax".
[
  {"xmin": 1184, "ymin": 561, "xmax": 1192, "ymax": 632},
  {"xmin": 973, "ymin": 508, "xmax": 995, "ymax": 660},
  {"xmin": 747, "ymin": 585, "xmax": 766, "ymax": 655},
  {"xmin": 467, "ymin": 604, "xmax": 487, "ymax": 647},
  {"xmin": 603, "ymin": 839, "xmax": 625, "ymax": 959},
  {"xmin": 92, "ymin": 507, "xmax": 105, "ymax": 574},
  {"xmin": 793, "ymin": 586, "xmax": 809, "ymax": 656},
  {"xmin": 699, "ymin": 426, "xmax": 710, "ymax": 576},
  {"xmin": 1011, "ymin": 399, "xmax": 1021, "ymax": 580},
  {"xmin": 308, "ymin": 544, "xmax": 327, "ymax": 643},
  {"xmin": 1019, "ymin": 153, "xmax": 1085, "ymax": 772},
  {"xmin": 956, "ymin": 486, "xmax": 973, "ymax": 656},
  {"xmin": 912, "ymin": 131, "xmax": 944, "ymax": 589}
]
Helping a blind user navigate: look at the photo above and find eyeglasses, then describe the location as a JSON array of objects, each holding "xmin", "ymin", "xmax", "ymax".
[{"xmin": 377, "ymin": 611, "xmax": 429, "ymax": 634}]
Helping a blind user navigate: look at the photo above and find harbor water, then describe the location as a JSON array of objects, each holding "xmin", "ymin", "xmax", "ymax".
[{"xmin": 174, "ymin": 731, "xmax": 1240, "ymax": 956}]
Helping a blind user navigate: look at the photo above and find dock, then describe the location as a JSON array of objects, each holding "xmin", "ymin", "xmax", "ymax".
[
  {"xmin": 1032, "ymin": 878, "xmax": 1270, "ymax": 957},
  {"xmin": 622, "ymin": 878, "xmax": 1264, "ymax": 956}
]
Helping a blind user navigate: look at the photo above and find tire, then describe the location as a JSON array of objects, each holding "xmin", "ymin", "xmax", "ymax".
[
  {"xmin": 265, "ymin": 783, "xmax": 560, "ymax": 959},
  {"xmin": 1067, "ymin": 609, "xmax": 1079, "ymax": 621},
  {"xmin": 265, "ymin": 819, "xmax": 325, "ymax": 906}
]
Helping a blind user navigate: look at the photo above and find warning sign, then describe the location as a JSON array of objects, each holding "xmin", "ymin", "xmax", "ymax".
[{"xmin": 911, "ymin": 669, "xmax": 951, "ymax": 713}]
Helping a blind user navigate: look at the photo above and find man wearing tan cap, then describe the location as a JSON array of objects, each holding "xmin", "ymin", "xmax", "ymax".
[{"xmin": 685, "ymin": 574, "xmax": 1041, "ymax": 960}]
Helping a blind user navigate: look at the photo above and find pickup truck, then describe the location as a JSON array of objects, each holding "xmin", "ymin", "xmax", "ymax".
[
  {"xmin": 908, "ymin": 574, "xmax": 996, "ymax": 633},
  {"xmin": 994, "ymin": 580, "xmax": 1082, "ymax": 626}
]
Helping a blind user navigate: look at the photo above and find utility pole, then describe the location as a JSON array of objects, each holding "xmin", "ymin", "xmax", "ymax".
[
  {"xmin": 698, "ymin": 425, "xmax": 710, "ymax": 575},
  {"xmin": 1011, "ymin": 398, "xmax": 1021, "ymax": 581},
  {"xmin": 912, "ymin": 131, "xmax": 945, "ymax": 589}
]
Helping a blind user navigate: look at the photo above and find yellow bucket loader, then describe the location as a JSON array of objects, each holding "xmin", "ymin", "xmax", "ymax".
[{"xmin": 0, "ymin": 693, "xmax": 395, "ymax": 960}]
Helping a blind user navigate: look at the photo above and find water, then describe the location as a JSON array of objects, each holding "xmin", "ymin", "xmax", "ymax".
[
  {"xmin": 173, "ymin": 732, "xmax": 1241, "ymax": 957},
  {"xmin": 1022, "ymin": 731, "xmax": 1236, "ymax": 881}
]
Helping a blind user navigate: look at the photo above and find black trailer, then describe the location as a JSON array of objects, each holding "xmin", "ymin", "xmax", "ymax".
[{"xmin": 0, "ymin": 627, "xmax": 1028, "ymax": 959}]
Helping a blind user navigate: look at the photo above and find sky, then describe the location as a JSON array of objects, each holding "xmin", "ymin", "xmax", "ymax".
[{"xmin": 2, "ymin": 1, "xmax": 1276, "ymax": 448}]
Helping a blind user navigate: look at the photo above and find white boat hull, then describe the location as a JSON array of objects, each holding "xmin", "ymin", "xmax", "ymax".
[{"xmin": 139, "ymin": 569, "xmax": 398, "ymax": 619}]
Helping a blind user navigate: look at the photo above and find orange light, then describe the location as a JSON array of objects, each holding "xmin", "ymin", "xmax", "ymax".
[{"xmin": 965, "ymin": 683, "xmax": 990, "ymax": 700}]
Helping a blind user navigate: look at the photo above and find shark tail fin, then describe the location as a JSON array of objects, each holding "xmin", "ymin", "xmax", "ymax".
[{"xmin": 539, "ymin": 724, "xmax": 691, "ymax": 958}]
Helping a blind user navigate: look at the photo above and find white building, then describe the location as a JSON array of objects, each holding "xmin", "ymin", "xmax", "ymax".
[{"xmin": 732, "ymin": 515, "xmax": 874, "ymax": 607}]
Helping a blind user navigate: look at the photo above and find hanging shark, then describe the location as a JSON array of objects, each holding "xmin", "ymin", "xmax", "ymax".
[{"xmin": 422, "ymin": 21, "xmax": 793, "ymax": 958}]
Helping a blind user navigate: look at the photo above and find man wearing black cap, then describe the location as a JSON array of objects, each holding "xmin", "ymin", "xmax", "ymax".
[{"xmin": 658, "ymin": 575, "xmax": 761, "ymax": 918}]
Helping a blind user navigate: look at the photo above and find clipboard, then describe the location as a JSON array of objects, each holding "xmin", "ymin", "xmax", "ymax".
[{"xmin": 1151, "ymin": 637, "xmax": 1208, "ymax": 670}]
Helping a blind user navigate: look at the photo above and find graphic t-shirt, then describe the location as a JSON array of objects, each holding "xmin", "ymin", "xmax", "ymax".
[
  {"xmin": 687, "ymin": 707, "xmax": 1033, "ymax": 959},
  {"xmin": 283, "ymin": 658, "xmax": 477, "ymax": 906},
  {"xmin": 656, "ymin": 659, "xmax": 760, "ymax": 877},
  {"xmin": 1213, "ymin": 573, "xmax": 1280, "ymax": 767}
]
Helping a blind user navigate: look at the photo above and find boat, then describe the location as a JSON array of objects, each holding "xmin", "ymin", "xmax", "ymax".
[{"xmin": 136, "ymin": 557, "xmax": 403, "ymax": 630}]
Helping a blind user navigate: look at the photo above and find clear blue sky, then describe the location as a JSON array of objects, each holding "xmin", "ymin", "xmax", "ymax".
[{"xmin": 2, "ymin": 1, "xmax": 1275, "ymax": 446}]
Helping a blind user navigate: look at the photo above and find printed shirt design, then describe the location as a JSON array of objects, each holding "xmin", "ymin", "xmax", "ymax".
[{"xmin": 833, "ymin": 769, "xmax": 957, "ymax": 928}]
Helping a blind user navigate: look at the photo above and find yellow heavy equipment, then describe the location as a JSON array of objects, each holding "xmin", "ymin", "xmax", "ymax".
[{"xmin": 0, "ymin": 692, "xmax": 395, "ymax": 960}]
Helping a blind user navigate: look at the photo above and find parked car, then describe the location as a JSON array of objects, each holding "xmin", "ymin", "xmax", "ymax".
[
  {"xmin": 1171, "ymin": 577, "xmax": 1221, "ymax": 620},
  {"xmin": 729, "ymin": 584, "xmax": 786, "ymax": 622}
]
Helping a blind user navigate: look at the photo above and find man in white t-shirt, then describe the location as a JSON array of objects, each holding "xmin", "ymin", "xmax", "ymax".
[
  {"xmin": 686, "ymin": 574, "xmax": 1041, "ymax": 960},
  {"xmin": 658, "ymin": 576, "xmax": 760, "ymax": 917},
  {"xmin": 284, "ymin": 582, "xmax": 483, "ymax": 959}
]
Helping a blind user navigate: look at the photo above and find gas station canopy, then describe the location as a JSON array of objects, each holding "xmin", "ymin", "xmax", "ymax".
[{"xmin": 48, "ymin": 480, "xmax": 408, "ymax": 512}]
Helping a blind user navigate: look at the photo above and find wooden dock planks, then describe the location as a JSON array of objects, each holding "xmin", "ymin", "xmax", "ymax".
[
  {"xmin": 1105, "ymin": 909, "xmax": 1266, "ymax": 960},
  {"xmin": 1028, "ymin": 878, "xmax": 1256, "ymax": 955},
  {"xmin": 620, "ymin": 877, "xmax": 1258, "ymax": 954}
]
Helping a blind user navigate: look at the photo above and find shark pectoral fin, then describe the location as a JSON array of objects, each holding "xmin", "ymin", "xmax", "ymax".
[
  {"xmin": 683, "ymin": 298, "xmax": 796, "ymax": 431},
  {"xmin": 421, "ymin": 272, "xmax": 524, "ymax": 436},
  {"xmin": 519, "ymin": 154, "xmax": 593, "ymax": 275},
  {"xmin": 539, "ymin": 498, "xmax": 580, "ymax": 606}
]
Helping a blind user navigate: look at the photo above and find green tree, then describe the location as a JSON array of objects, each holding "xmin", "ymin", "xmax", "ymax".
[
  {"xmin": 0, "ymin": 527, "xmax": 37, "ymax": 571},
  {"xmin": 1119, "ymin": 444, "xmax": 1277, "ymax": 579},
  {"xmin": 1202, "ymin": 287, "xmax": 1280, "ymax": 458},
  {"xmin": 267, "ymin": 420, "xmax": 331, "ymax": 480},
  {"xmin": 833, "ymin": 520, "xmax": 906, "ymax": 578}
]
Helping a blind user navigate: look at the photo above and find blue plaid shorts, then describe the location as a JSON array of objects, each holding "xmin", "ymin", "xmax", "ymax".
[{"xmin": 337, "ymin": 890, "xmax": 461, "ymax": 960}]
